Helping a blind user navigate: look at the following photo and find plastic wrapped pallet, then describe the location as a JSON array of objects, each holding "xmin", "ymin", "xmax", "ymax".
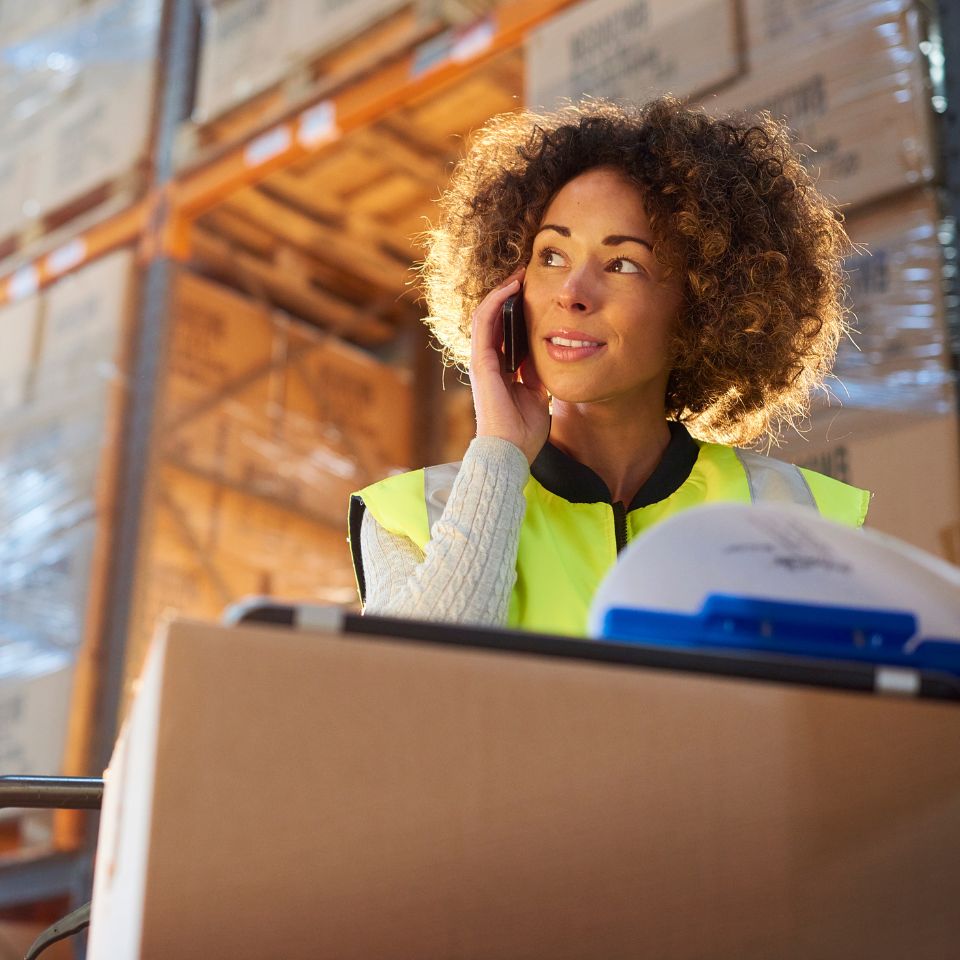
[
  {"xmin": 702, "ymin": 0, "xmax": 935, "ymax": 210},
  {"xmin": 0, "ymin": 249, "xmax": 135, "ymax": 851},
  {"xmin": 525, "ymin": 0, "xmax": 741, "ymax": 111},
  {"xmin": 773, "ymin": 190, "xmax": 960, "ymax": 561},
  {"xmin": 0, "ymin": 0, "xmax": 161, "ymax": 241}
]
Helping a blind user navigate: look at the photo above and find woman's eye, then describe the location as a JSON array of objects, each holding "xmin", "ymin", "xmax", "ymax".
[
  {"xmin": 609, "ymin": 257, "xmax": 641, "ymax": 274},
  {"xmin": 538, "ymin": 248, "xmax": 565, "ymax": 267}
]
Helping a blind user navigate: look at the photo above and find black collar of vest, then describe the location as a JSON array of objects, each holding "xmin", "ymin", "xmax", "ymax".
[{"xmin": 529, "ymin": 420, "xmax": 699, "ymax": 510}]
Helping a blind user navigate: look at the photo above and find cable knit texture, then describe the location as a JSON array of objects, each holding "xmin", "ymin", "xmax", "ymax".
[{"xmin": 360, "ymin": 435, "xmax": 529, "ymax": 626}]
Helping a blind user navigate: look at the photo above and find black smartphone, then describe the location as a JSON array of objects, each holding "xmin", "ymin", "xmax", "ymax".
[{"xmin": 502, "ymin": 292, "xmax": 529, "ymax": 373}]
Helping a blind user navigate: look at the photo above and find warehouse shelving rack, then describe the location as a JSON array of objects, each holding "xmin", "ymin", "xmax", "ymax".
[{"xmin": 0, "ymin": 0, "xmax": 580, "ymax": 948}]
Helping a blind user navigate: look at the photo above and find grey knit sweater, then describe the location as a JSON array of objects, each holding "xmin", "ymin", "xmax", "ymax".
[{"xmin": 360, "ymin": 436, "xmax": 530, "ymax": 626}]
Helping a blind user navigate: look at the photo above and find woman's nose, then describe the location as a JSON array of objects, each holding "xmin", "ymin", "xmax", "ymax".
[{"xmin": 557, "ymin": 269, "xmax": 595, "ymax": 313}]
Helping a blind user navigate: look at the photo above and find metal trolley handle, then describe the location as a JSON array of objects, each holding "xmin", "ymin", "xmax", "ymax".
[{"xmin": 0, "ymin": 776, "xmax": 105, "ymax": 960}]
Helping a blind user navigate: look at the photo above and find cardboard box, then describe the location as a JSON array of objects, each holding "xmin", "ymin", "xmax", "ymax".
[
  {"xmin": 286, "ymin": 0, "xmax": 410, "ymax": 64},
  {"xmin": 193, "ymin": 0, "xmax": 294, "ymax": 123},
  {"xmin": 35, "ymin": 60, "xmax": 156, "ymax": 217},
  {"xmin": 704, "ymin": 0, "xmax": 934, "ymax": 209},
  {"xmin": 129, "ymin": 462, "xmax": 358, "ymax": 689},
  {"xmin": 0, "ymin": 0, "xmax": 89, "ymax": 45},
  {"xmin": 35, "ymin": 248, "xmax": 136, "ymax": 396},
  {"xmin": 741, "ymin": 0, "xmax": 906, "ymax": 52},
  {"xmin": 836, "ymin": 189, "xmax": 955, "ymax": 415},
  {"xmin": 164, "ymin": 271, "xmax": 412, "ymax": 525},
  {"xmin": 193, "ymin": 0, "xmax": 412, "ymax": 122},
  {"xmin": 0, "ymin": 123, "xmax": 44, "ymax": 239},
  {"xmin": 774, "ymin": 410, "xmax": 960, "ymax": 562},
  {"xmin": 89, "ymin": 617, "xmax": 960, "ymax": 958},
  {"xmin": 526, "ymin": 0, "xmax": 741, "ymax": 110},
  {"xmin": 0, "ymin": 661, "xmax": 75, "ymax": 783},
  {"xmin": 0, "ymin": 293, "xmax": 41, "ymax": 413}
]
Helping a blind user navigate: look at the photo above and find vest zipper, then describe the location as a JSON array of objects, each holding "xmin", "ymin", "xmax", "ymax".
[{"xmin": 613, "ymin": 501, "xmax": 628, "ymax": 554}]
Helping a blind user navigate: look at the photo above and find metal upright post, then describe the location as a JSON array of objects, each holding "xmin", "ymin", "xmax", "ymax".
[
  {"xmin": 935, "ymin": 0, "xmax": 960, "ymax": 379},
  {"xmin": 69, "ymin": 0, "xmax": 200, "ymax": 955}
]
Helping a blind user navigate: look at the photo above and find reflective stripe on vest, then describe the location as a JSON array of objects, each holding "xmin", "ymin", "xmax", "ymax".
[{"xmin": 732, "ymin": 448, "xmax": 817, "ymax": 508}]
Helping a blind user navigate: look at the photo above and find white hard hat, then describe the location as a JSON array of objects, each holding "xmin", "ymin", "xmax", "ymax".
[{"xmin": 588, "ymin": 503, "xmax": 960, "ymax": 648}]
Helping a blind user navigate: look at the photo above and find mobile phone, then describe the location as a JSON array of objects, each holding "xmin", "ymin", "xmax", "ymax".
[{"xmin": 502, "ymin": 292, "xmax": 529, "ymax": 373}]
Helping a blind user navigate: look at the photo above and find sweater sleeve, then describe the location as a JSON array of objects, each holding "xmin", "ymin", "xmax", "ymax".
[{"xmin": 359, "ymin": 435, "xmax": 529, "ymax": 626}]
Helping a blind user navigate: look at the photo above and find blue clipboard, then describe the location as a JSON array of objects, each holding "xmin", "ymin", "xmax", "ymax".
[{"xmin": 600, "ymin": 594, "xmax": 960, "ymax": 675}]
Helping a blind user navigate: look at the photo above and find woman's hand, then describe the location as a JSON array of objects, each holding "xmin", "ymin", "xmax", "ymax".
[{"xmin": 469, "ymin": 268, "xmax": 550, "ymax": 465}]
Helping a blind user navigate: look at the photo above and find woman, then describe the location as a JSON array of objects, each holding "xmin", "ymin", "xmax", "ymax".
[{"xmin": 348, "ymin": 97, "xmax": 870, "ymax": 635}]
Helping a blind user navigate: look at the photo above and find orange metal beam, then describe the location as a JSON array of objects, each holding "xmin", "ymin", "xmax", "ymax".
[
  {"xmin": 0, "ymin": 199, "xmax": 152, "ymax": 306},
  {"xmin": 165, "ymin": 0, "xmax": 580, "ymax": 246}
]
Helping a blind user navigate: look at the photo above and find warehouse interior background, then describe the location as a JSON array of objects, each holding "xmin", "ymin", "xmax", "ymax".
[{"xmin": 0, "ymin": 0, "xmax": 959, "ymax": 953}]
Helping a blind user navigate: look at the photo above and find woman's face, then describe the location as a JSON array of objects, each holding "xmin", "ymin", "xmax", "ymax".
[{"xmin": 523, "ymin": 166, "xmax": 684, "ymax": 410}]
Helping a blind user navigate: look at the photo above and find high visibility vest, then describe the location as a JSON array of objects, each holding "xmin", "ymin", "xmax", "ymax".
[{"xmin": 350, "ymin": 432, "xmax": 870, "ymax": 637}]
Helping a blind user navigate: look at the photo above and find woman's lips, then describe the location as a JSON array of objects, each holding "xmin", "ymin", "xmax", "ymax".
[{"xmin": 543, "ymin": 333, "xmax": 606, "ymax": 362}]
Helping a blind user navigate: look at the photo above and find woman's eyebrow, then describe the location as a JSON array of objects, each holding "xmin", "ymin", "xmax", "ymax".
[
  {"xmin": 536, "ymin": 224, "xmax": 652, "ymax": 251},
  {"xmin": 603, "ymin": 234, "xmax": 653, "ymax": 251}
]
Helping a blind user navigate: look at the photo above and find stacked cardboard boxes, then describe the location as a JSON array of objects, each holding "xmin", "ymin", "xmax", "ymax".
[
  {"xmin": 0, "ymin": 0, "xmax": 161, "ymax": 245},
  {"xmin": 701, "ymin": 0, "xmax": 958, "ymax": 559},
  {"xmin": 127, "ymin": 269, "xmax": 412, "ymax": 686},
  {"xmin": 525, "ymin": 0, "xmax": 741, "ymax": 109},
  {"xmin": 0, "ymin": 248, "xmax": 135, "ymax": 848},
  {"xmin": 193, "ymin": 0, "xmax": 413, "ymax": 121}
]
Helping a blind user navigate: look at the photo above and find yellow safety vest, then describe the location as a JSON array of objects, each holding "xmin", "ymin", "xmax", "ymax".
[{"xmin": 349, "ymin": 425, "xmax": 870, "ymax": 637}]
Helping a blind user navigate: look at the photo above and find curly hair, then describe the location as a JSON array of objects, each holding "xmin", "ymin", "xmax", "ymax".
[{"xmin": 419, "ymin": 96, "xmax": 851, "ymax": 446}]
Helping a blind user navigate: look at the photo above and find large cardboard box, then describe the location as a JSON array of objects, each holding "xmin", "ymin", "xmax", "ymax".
[
  {"xmin": 35, "ymin": 60, "xmax": 157, "ymax": 217},
  {"xmin": 835, "ymin": 189, "xmax": 955, "ymax": 415},
  {"xmin": 89, "ymin": 617, "xmax": 960, "ymax": 958},
  {"xmin": 526, "ymin": 0, "xmax": 741, "ymax": 110},
  {"xmin": 129, "ymin": 462, "xmax": 358, "ymax": 689},
  {"xmin": 286, "ymin": 0, "xmax": 410, "ymax": 63},
  {"xmin": 704, "ymin": 0, "xmax": 934, "ymax": 209},
  {"xmin": 164, "ymin": 271, "xmax": 413, "ymax": 526},
  {"xmin": 193, "ymin": 0, "xmax": 295, "ymax": 123},
  {"xmin": 775, "ymin": 410, "xmax": 960, "ymax": 563},
  {"xmin": 773, "ymin": 187, "xmax": 960, "ymax": 561},
  {"xmin": 0, "ymin": 293, "xmax": 41, "ymax": 413},
  {"xmin": 35, "ymin": 248, "xmax": 136, "ymax": 396},
  {"xmin": 193, "ymin": 0, "xmax": 412, "ymax": 122},
  {"xmin": 0, "ymin": 0, "xmax": 161, "ymax": 225},
  {"xmin": 0, "ymin": 0, "xmax": 89, "ymax": 46}
]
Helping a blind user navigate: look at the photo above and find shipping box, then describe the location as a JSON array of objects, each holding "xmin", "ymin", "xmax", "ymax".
[
  {"xmin": 773, "ymin": 189, "xmax": 960, "ymax": 561},
  {"xmin": 0, "ymin": 0, "xmax": 160, "ymax": 239},
  {"xmin": 89, "ymin": 617, "xmax": 960, "ymax": 959},
  {"xmin": 162, "ymin": 271, "xmax": 412, "ymax": 527},
  {"xmin": 193, "ymin": 0, "xmax": 411, "ymax": 122},
  {"xmin": 0, "ymin": 293, "xmax": 41, "ymax": 413},
  {"xmin": 704, "ymin": 0, "xmax": 934, "ymax": 209},
  {"xmin": 526, "ymin": 0, "xmax": 741, "ymax": 110}
]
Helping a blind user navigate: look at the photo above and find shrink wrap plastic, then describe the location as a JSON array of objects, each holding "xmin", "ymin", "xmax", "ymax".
[
  {"xmin": 0, "ymin": 0, "xmax": 161, "ymax": 237},
  {"xmin": 834, "ymin": 191, "xmax": 958, "ymax": 415}
]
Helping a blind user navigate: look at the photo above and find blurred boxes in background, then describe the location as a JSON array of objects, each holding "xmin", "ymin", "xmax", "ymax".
[
  {"xmin": 779, "ymin": 410, "xmax": 960, "ymax": 562},
  {"xmin": 703, "ymin": 0, "xmax": 935, "ymax": 210},
  {"xmin": 0, "ymin": 0, "xmax": 161, "ymax": 243},
  {"xmin": 525, "ymin": 0, "xmax": 741, "ymax": 110},
  {"xmin": 0, "ymin": 295, "xmax": 40, "ymax": 411},
  {"xmin": 774, "ymin": 189, "xmax": 960, "ymax": 561},
  {"xmin": 126, "ymin": 268, "xmax": 411, "ymax": 687},
  {"xmin": 193, "ymin": 0, "xmax": 411, "ymax": 122}
]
